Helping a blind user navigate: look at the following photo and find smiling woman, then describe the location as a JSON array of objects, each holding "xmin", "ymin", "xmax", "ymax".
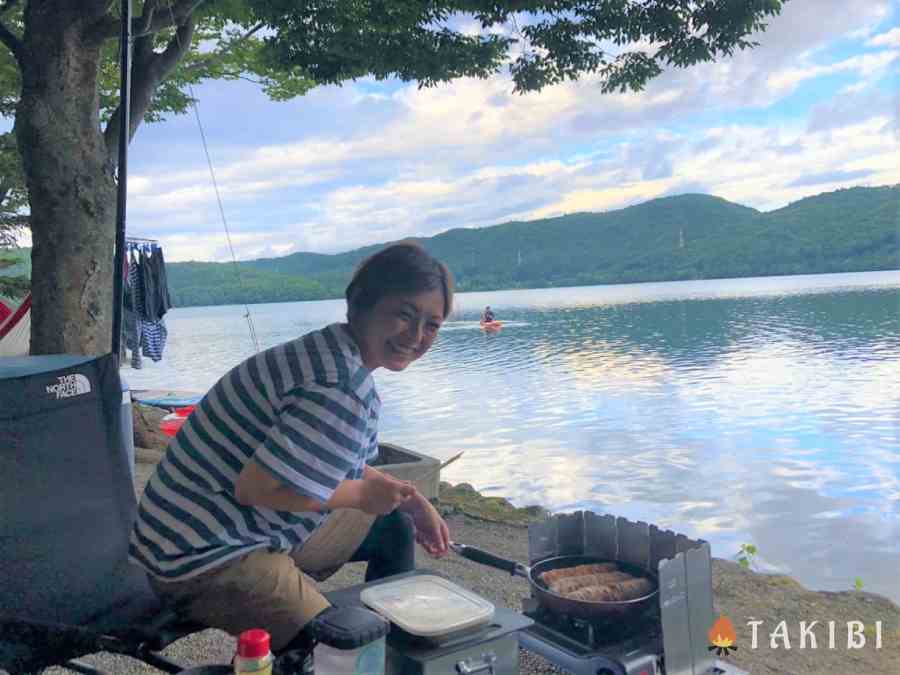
[
  {"xmin": 346, "ymin": 242, "xmax": 454, "ymax": 371},
  {"xmin": 128, "ymin": 241, "xmax": 455, "ymax": 661}
]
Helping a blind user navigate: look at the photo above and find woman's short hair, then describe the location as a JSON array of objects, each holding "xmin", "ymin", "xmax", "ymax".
[{"xmin": 346, "ymin": 241, "xmax": 454, "ymax": 321}]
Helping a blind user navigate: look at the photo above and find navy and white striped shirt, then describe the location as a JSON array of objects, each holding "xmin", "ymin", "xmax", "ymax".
[{"xmin": 129, "ymin": 323, "xmax": 380, "ymax": 581}]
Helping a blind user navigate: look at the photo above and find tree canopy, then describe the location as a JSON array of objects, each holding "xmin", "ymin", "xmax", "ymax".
[{"xmin": 0, "ymin": 0, "xmax": 786, "ymax": 354}]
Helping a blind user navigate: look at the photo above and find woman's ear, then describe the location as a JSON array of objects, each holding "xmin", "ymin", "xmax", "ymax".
[{"xmin": 346, "ymin": 285, "xmax": 362, "ymax": 324}]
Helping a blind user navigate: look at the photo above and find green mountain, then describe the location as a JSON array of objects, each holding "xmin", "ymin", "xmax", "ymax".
[
  {"xmin": 166, "ymin": 185, "xmax": 899, "ymax": 307},
  {"xmin": 5, "ymin": 185, "xmax": 895, "ymax": 307}
]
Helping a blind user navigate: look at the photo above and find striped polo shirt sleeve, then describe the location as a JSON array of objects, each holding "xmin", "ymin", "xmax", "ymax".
[
  {"xmin": 365, "ymin": 428, "xmax": 379, "ymax": 462},
  {"xmin": 252, "ymin": 382, "xmax": 368, "ymax": 504}
]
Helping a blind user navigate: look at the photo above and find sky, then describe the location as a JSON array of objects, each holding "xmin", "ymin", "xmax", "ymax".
[{"xmin": 118, "ymin": 0, "xmax": 900, "ymax": 263}]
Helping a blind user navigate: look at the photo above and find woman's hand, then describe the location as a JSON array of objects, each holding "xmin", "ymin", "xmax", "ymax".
[
  {"xmin": 357, "ymin": 470, "xmax": 416, "ymax": 515},
  {"xmin": 401, "ymin": 493, "xmax": 450, "ymax": 557}
]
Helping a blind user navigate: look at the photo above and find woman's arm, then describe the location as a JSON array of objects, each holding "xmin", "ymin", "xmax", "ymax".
[
  {"xmin": 387, "ymin": 471, "xmax": 451, "ymax": 557},
  {"xmin": 235, "ymin": 458, "xmax": 414, "ymax": 514},
  {"xmin": 235, "ymin": 458, "xmax": 363, "ymax": 512}
]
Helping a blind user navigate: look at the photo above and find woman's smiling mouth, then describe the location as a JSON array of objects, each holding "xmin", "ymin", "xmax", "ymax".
[{"xmin": 389, "ymin": 341, "xmax": 416, "ymax": 356}]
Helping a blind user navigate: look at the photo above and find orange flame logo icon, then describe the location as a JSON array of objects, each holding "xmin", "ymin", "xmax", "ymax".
[{"xmin": 708, "ymin": 615, "xmax": 738, "ymax": 656}]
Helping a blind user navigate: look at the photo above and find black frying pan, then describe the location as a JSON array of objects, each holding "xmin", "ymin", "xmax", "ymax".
[{"xmin": 450, "ymin": 543, "xmax": 657, "ymax": 621}]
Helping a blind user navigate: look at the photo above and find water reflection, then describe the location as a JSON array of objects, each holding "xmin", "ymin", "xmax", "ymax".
[{"xmin": 124, "ymin": 271, "xmax": 900, "ymax": 602}]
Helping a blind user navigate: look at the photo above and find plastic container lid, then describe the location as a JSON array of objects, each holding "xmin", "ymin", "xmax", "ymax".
[
  {"xmin": 360, "ymin": 575, "xmax": 494, "ymax": 638},
  {"xmin": 237, "ymin": 629, "xmax": 271, "ymax": 658},
  {"xmin": 312, "ymin": 606, "xmax": 389, "ymax": 650}
]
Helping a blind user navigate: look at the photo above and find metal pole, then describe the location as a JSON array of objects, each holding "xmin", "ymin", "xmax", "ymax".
[{"xmin": 111, "ymin": 0, "xmax": 132, "ymax": 360}]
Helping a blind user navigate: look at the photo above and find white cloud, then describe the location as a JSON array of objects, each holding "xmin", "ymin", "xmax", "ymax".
[
  {"xmin": 766, "ymin": 51, "xmax": 898, "ymax": 97},
  {"xmin": 143, "ymin": 104, "xmax": 900, "ymax": 260},
  {"xmin": 124, "ymin": 1, "xmax": 899, "ymax": 261},
  {"xmin": 867, "ymin": 27, "xmax": 900, "ymax": 47}
]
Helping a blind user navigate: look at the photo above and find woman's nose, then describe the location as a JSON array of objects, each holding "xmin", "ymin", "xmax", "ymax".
[{"xmin": 406, "ymin": 320, "xmax": 423, "ymax": 344}]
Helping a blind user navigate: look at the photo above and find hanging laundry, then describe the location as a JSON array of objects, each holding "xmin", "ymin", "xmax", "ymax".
[
  {"xmin": 150, "ymin": 247, "xmax": 172, "ymax": 320},
  {"xmin": 123, "ymin": 239, "xmax": 172, "ymax": 368}
]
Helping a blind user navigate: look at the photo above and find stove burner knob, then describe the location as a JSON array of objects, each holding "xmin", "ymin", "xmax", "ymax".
[{"xmin": 456, "ymin": 651, "xmax": 497, "ymax": 674}]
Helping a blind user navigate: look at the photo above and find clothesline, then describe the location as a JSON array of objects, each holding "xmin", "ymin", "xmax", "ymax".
[{"xmin": 125, "ymin": 237, "xmax": 160, "ymax": 253}]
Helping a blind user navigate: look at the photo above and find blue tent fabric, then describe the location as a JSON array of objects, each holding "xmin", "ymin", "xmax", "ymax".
[{"xmin": 0, "ymin": 354, "xmax": 162, "ymax": 669}]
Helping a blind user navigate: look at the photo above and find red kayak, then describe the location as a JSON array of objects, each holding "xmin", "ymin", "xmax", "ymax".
[
  {"xmin": 480, "ymin": 320, "xmax": 503, "ymax": 332},
  {"xmin": 159, "ymin": 405, "xmax": 196, "ymax": 437}
]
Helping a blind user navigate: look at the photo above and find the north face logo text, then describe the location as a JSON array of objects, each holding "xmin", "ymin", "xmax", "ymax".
[{"xmin": 46, "ymin": 374, "xmax": 92, "ymax": 399}]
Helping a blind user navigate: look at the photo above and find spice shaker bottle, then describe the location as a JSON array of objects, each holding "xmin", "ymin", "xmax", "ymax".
[{"xmin": 234, "ymin": 629, "xmax": 274, "ymax": 675}]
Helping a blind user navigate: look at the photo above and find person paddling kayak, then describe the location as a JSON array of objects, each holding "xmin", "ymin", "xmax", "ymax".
[{"xmin": 480, "ymin": 306, "xmax": 502, "ymax": 332}]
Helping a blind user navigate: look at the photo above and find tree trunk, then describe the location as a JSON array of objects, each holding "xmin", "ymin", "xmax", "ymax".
[{"xmin": 16, "ymin": 2, "xmax": 116, "ymax": 355}]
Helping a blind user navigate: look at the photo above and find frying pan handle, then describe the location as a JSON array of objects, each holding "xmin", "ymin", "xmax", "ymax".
[{"xmin": 450, "ymin": 542, "xmax": 524, "ymax": 576}]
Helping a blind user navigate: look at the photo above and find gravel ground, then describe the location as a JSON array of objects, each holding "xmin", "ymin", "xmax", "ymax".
[
  {"xmin": 18, "ymin": 457, "xmax": 900, "ymax": 675},
  {"xmin": 38, "ymin": 513, "xmax": 565, "ymax": 675},
  {"xmin": 28, "ymin": 459, "xmax": 564, "ymax": 675}
]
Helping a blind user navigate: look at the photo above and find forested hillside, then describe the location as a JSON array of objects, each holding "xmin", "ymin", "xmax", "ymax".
[{"xmin": 165, "ymin": 185, "xmax": 898, "ymax": 306}]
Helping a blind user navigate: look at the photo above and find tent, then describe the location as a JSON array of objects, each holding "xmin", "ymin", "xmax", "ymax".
[{"xmin": 0, "ymin": 293, "xmax": 31, "ymax": 357}]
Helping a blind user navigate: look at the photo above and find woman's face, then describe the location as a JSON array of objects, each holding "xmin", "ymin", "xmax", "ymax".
[{"xmin": 351, "ymin": 288, "xmax": 446, "ymax": 371}]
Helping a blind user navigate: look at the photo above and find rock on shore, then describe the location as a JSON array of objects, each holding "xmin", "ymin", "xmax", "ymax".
[
  {"xmin": 84, "ymin": 429, "xmax": 898, "ymax": 675},
  {"xmin": 430, "ymin": 478, "xmax": 899, "ymax": 674}
]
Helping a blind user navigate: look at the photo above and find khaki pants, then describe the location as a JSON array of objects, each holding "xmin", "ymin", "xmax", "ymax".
[{"xmin": 149, "ymin": 509, "xmax": 375, "ymax": 651}]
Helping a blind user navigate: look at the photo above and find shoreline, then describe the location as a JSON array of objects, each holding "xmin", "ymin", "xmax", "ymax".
[
  {"xmin": 119, "ymin": 440, "xmax": 899, "ymax": 675},
  {"xmin": 126, "ymin": 404, "xmax": 899, "ymax": 674},
  {"xmin": 430, "ymin": 481, "xmax": 899, "ymax": 675}
]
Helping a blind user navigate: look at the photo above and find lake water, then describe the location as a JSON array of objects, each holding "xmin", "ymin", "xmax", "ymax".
[{"xmin": 124, "ymin": 271, "xmax": 900, "ymax": 603}]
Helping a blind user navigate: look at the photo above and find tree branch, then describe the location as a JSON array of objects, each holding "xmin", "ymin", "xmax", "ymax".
[
  {"xmin": 0, "ymin": 213, "xmax": 28, "ymax": 227},
  {"xmin": 103, "ymin": 14, "xmax": 197, "ymax": 167},
  {"xmin": 156, "ymin": 15, "xmax": 195, "ymax": 74},
  {"xmin": 0, "ymin": 17, "xmax": 22, "ymax": 63},
  {"xmin": 134, "ymin": 0, "xmax": 160, "ymax": 37},
  {"xmin": 0, "ymin": 0, "xmax": 20, "ymax": 16},
  {"xmin": 91, "ymin": 0, "xmax": 205, "ymax": 41},
  {"xmin": 178, "ymin": 21, "xmax": 265, "ymax": 77},
  {"xmin": 238, "ymin": 22, "xmax": 265, "ymax": 43}
]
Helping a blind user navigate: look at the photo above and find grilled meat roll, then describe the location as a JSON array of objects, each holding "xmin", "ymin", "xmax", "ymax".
[
  {"xmin": 549, "ymin": 571, "xmax": 632, "ymax": 594},
  {"xmin": 564, "ymin": 577, "xmax": 654, "ymax": 602},
  {"xmin": 539, "ymin": 562, "xmax": 618, "ymax": 585}
]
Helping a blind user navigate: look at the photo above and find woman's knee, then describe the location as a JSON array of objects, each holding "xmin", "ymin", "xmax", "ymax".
[{"xmin": 389, "ymin": 509, "xmax": 415, "ymax": 544}]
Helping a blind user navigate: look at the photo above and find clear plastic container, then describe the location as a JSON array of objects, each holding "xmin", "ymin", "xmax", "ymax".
[
  {"xmin": 312, "ymin": 606, "xmax": 388, "ymax": 675},
  {"xmin": 359, "ymin": 575, "xmax": 494, "ymax": 639},
  {"xmin": 313, "ymin": 638, "xmax": 385, "ymax": 675}
]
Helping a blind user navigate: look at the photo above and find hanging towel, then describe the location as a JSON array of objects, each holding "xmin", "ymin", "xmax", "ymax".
[
  {"xmin": 140, "ymin": 317, "xmax": 167, "ymax": 362},
  {"xmin": 150, "ymin": 247, "xmax": 172, "ymax": 320},
  {"xmin": 125, "ymin": 254, "xmax": 144, "ymax": 368}
]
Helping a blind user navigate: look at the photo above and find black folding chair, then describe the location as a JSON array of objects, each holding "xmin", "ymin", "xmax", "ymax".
[{"xmin": 0, "ymin": 354, "xmax": 206, "ymax": 674}]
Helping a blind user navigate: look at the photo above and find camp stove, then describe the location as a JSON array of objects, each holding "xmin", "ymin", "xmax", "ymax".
[
  {"xmin": 518, "ymin": 511, "xmax": 748, "ymax": 675},
  {"xmin": 325, "ymin": 573, "xmax": 532, "ymax": 675}
]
